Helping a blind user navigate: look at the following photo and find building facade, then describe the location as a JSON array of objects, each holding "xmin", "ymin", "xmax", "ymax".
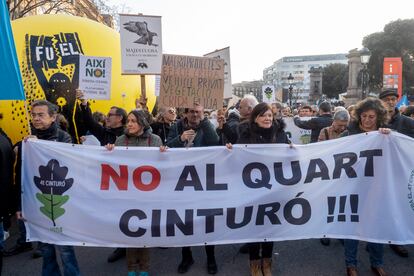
[
  {"xmin": 263, "ymin": 54, "xmax": 348, "ymax": 104},
  {"xmin": 232, "ymin": 80, "xmax": 264, "ymax": 102}
]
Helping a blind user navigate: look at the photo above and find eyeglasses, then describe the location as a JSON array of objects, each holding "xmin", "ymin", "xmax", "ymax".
[
  {"xmin": 31, "ymin": 112, "xmax": 47, "ymax": 118},
  {"xmin": 168, "ymin": 109, "xmax": 176, "ymax": 114}
]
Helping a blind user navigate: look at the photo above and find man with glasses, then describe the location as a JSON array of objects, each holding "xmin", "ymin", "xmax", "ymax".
[
  {"xmin": 12, "ymin": 100, "xmax": 80, "ymax": 275},
  {"xmin": 77, "ymin": 90, "xmax": 127, "ymax": 262},
  {"xmin": 166, "ymin": 103, "xmax": 220, "ymax": 274},
  {"xmin": 379, "ymin": 88, "xmax": 414, "ymax": 258},
  {"xmin": 77, "ymin": 89, "xmax": 127, "ymax": 146}
]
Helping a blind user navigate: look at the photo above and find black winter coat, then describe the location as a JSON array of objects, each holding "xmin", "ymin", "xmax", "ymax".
[
  {"xmin": 0, "ymin": 129, "xmax": 14, "ymax": 220},
  {"xmin": 387, "ymin": 108, "xmax": 414, "ymax": 138},
  {"xmin": 237, "ymin": 119, "xmax": 290, "ymax": 145},
  {"xmin": 79, "ymin": 104, "xmax": 124, "ymax": 145},
  {"xmin": 151, "ymin": 122, "xmax": 172, "ymax": 145},
  {"xmin": 216, "ymin": 110, "xmax": 241, "ymax": 144},
  {"xmin": 13, "ymin": 123, "xmax": 72, "ymax": 211}
]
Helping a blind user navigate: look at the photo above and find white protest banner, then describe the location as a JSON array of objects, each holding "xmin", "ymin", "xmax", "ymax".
[
  {"xmin": 284, "ymin": 117, "xmax": 312, "ymax": 144},
  {"xmin": 22, "ymin": 132, "xmax": 414, "ymax": 248},
  {"xmin": 204, "ymin": 47, "xmax": 232, "ymax": 99},
  {"xmin": 262, "ymin": 85, "xmax": 275, "ymax": 103},
  {"xmin": 120, "ymin": 14, "xmax": 162, "ymax": 75},
  {"xmin": 78, "ymin": 55, "xmax": 112, "ymax": 100}
]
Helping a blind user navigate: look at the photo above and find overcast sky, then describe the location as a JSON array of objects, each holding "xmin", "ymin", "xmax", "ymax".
[{"xmin": 109, "ymin": 0, "xmax": 413, "ymax": 83}]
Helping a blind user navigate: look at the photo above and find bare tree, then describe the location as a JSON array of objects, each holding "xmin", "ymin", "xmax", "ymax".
[
  {"xmin": 8, "ymin": 0, "xmax": 75, "ymax": 20},
  {"xmin": 7, "ymin": 0, "xmax": 131, "ymax": 29}
]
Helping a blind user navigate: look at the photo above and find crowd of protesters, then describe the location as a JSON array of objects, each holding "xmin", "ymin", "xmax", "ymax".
[{"xmin": 1, "ymin": 88, "xmax": 414, "ymax": 276}]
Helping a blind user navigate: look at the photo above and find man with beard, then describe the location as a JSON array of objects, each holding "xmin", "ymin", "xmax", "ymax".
[{"xmin": 167, "ymin": 103, "xmax": 220, "ymax": 274}]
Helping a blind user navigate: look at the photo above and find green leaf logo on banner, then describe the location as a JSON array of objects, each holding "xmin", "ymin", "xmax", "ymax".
[{"xmin": 33, "ymin": 159, "xmax": 74, "ymax": 226}]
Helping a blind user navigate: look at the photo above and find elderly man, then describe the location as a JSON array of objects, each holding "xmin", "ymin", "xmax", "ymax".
[
  {"xmin": 167, "ymin": 103, "xmax": 220, "ymax": 274},
  {"xmin": 14, "ymin": 100, "xmax": 80, "ymax": 276},
  {"xmin": 380, "ymin": 89, "xmax": 414, "ymax": 258}
]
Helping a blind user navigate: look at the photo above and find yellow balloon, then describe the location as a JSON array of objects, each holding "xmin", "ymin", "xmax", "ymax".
[{"xmin": 0, "ymin": 14, "xmax": 155, "ymax": 144}]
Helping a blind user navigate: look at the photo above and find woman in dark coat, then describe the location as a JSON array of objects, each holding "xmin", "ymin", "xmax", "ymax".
[{"xmin": 236, "ymin": 102, "xmax": 289, "ymax": 276}]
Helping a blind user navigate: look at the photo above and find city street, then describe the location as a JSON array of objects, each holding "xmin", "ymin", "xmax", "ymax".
[{"xmin": 3, "ymin": 229, "xmax": 414, "ymax": 275}]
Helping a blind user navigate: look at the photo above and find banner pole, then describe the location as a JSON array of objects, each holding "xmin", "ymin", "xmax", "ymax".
[{"xmin": 140, "ymin": 75, "xmax": 147, "ymax": 100}]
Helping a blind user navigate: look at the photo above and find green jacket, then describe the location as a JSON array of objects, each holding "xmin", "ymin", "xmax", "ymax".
[{"xmin": 115, "ymin": 129, "xmax": 162, "ymax": 147}]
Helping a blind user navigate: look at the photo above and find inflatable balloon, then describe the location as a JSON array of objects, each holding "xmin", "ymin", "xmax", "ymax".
[{"xmin": 0, "ymin": 14, "xmax": 156, "ymax": 144}]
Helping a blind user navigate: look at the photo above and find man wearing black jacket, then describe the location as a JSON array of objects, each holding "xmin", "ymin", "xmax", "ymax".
[
  {"xmin": 0, "ymin": 128, "xmax": 14, "ymax": 274},
  {"xmin": 76, "ymin": 90, "xmax": 127, "ymax": 262},
  {"xmin": 77, "ymin": 89, "xmax": 126, "ymax": 146},
  {"xmin": 216, "ymin": 95, "xmax": 258, "ymax": 144},
  {"xmin": 380, "ymin": 88, "xmax": 414, "ymax": 258},
  {"xmin": 13, "ymin": 100, "xmax": 80, "ymax": 275},
  {"xmin": 293, "ymin": 101, "xmax": 333, "ymax": 143}
]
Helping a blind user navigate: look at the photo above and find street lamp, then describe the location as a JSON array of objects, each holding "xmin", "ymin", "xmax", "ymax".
[
  {"xmin": 360, "ymin": 47, "xmax": 371, "ymax": 99},
  {"xmin": 287, "ymin": 73, "xmax": 294, "ymax": 107}
]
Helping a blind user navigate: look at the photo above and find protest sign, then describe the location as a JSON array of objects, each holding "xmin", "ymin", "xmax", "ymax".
[
  {"xmin": 262, "ymin": 85, "xmax": 275, "ymax": 103},
  {"xmin": 159, "ymin": 54, "xmax": 225, "ymax": 109},
  {"xmin": 22, "ymin": 132, "xmax": 414, "ymax": 247},
  {"xmin": 78, "ymin": 55, "xmax": 112, "ymax": 100},
  {"xmin": 204, "ymin": 47, "xmax": 232, "ymax": 99},
  {"xmin": 120, "ymin": 14, "xmax": 162, "ymax": 75},
  {"xmin": 284, "ymin": 117, "xmax": 312, "ymax": 144}
]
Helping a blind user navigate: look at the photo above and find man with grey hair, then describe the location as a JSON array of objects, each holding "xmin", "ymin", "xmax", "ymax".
[
  {"xmin": 216, "ymin": 95, "xmax": 258, "ymax": 144},
  {"xmin": 318, "ymin": 109, "xmax": 350, "ymax": 142}
]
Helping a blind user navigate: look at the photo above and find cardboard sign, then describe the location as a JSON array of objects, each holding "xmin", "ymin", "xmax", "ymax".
[
  {"xmin": 120, "ymin": 14, "xmax": 162, "ymax": 75},
  {"xmin": 204, "ymin": 47, "xmax": 232, "ymax": 99},
  {"xmin": 159, "ymin": 54, "xmax": 225, "ymax": 109},
  {"xmin": 79, "ymin": 55, "xmax": 112, "ymax": 100}
]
